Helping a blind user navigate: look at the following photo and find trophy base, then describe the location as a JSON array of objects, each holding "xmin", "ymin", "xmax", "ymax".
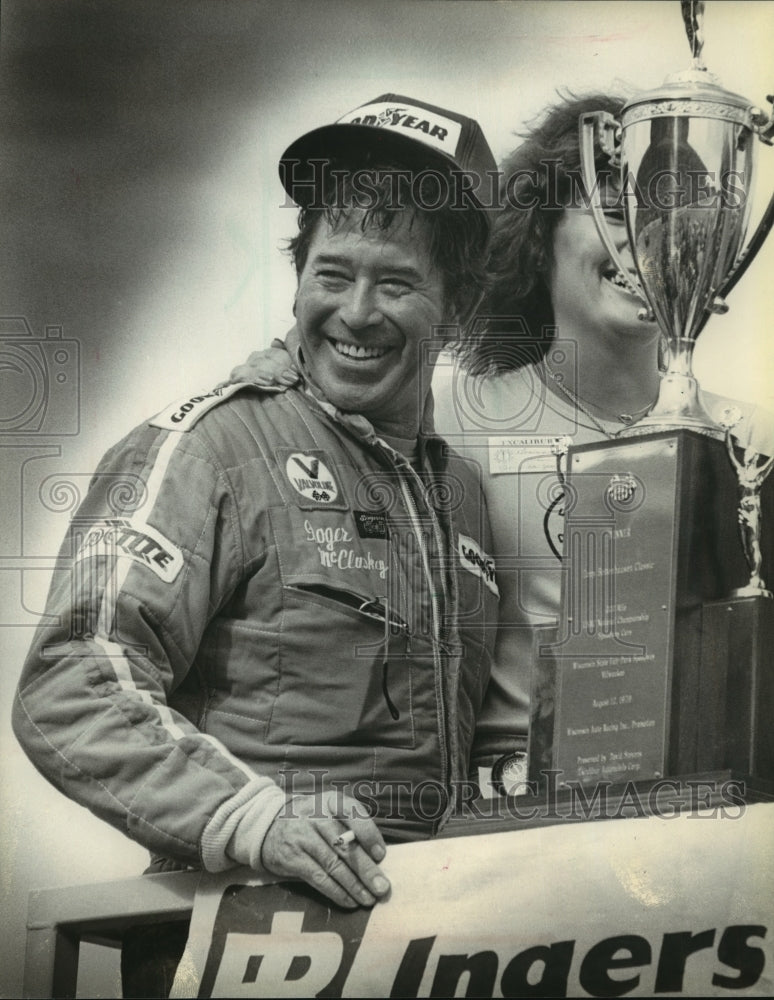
[
  {"xmin": 618, "ymin": 416, "xmax": 725, "ymax": 441},
  {"xmin": 617, "ymin": 372, "xmax": 724, "ymax": 440},
  {"xmin": 528, "ymin": 433, "xmax": 774, "ymax": 795},
  {"xmin": 731, "ymin": 585, "xmax": 773, "ymax": 599}
]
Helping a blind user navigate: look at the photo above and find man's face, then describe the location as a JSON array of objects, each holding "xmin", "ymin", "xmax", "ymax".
[
  {"xmin": 549, "ymin": 206, "xmax": 659, "ymax": 342},
  {"xmin": 295, "ymin": 210, "xmax": 451, "ymax": 437}
]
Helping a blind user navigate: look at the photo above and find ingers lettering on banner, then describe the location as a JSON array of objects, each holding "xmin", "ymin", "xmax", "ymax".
[{"xmin": 388, "ymin": 923, "xmax": 767, "ymax": 997}]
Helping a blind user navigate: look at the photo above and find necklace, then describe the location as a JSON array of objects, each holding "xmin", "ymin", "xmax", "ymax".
[{"xmin": 541, "ymin": 360, "xmax": 655, "ymax": 439}]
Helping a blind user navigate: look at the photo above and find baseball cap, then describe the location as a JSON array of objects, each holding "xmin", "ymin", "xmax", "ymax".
[{"xmin": 279, "ymin": 93, "xmax": 498, "ymax": 220}]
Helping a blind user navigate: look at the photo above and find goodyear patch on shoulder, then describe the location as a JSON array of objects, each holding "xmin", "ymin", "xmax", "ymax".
[{"xmin": 150, "ymin": 383, "xmax": 282, "ymax": 431}]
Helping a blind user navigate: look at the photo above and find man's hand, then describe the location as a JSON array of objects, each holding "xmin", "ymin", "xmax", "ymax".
[
  {"xmin": 261, "ymin": 791, "xmax": 391, "ymax": 909},
  {"xmin": 228, "ymin": 335, "xmax": 298, "ymax": 387}
]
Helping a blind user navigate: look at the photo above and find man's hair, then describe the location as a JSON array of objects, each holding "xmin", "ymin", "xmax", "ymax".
[
  {"xmin": 456, "ymin": 92, "xmax": 627, "ymax": 376},
  {"xmin": 287, "ymin": 162, "xmax": 491, "ymax": 327}
]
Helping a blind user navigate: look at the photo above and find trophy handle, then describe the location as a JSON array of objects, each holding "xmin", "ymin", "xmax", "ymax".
[
  {"xmin": 695, "ymin": 187, "xmax": 774, "ymax": 337},
  {"xmin": 695, "ymin": 96, "xmax": 774, "ymax": 335},
  {"xmin": 579, "ymin": 112, "xmax": 650, "ymax": 307},
  {"xmin": 716, "ymin": 187, "xmax": 774, "ymax": 299}
]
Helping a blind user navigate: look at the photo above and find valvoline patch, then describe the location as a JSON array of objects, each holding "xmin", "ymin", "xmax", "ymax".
[{"xmin": 277, "ymin": 448, "xmax": 349, "ymax": 511}]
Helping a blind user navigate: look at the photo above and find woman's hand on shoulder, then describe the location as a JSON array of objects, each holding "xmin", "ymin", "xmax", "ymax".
[{"xmin": 222, "ymin": 328, "xmax": 299, "ymax": 388}]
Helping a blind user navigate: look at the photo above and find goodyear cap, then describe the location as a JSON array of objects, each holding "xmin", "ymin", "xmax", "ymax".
[{"xmin": 279, "ymin": 93, "xmax": 497, "ymax": 222}]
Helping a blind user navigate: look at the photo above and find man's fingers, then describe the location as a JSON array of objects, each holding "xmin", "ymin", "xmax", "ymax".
[
  {"xmin": 306, "ymin": 830, "xmax": 382, "ymax": 908},
  {"xmin": 345, "ymin": 814, "xmax": 388, "ymax": 863},
  {"xmin": 335, "ymin": 840, "xmax": 391, "ymax": 899},
  {"xmin": 318, "ymin": 824, "xmax": 391, "ymax": 901},
  {"xmin": 291, "ymin": 848, "xmax": 366, "ymax": 910},
  {"xmin": 262, "ymin": 823, "xmax": 364, "ymax": 909},
  {"xmin": 262, "ymin": 794, "xmax": 390, "ymax": 908},
  {"xmin": 320, "ymin": 790, "xmax": 388, "ymax": 865}
]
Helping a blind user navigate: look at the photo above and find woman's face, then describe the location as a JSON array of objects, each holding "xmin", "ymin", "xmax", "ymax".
[{"xmin": 548, "ymin": 206, "xmax": 659, "ymax": 344}]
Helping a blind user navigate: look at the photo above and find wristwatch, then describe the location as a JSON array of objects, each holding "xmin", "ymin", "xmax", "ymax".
[{"xmin": 491, "ymin": 750, "xmax": 529, "ymax": 796}]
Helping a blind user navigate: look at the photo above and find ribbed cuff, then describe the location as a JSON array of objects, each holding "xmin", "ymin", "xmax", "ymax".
[{"xmin": 200, "ymin": 778, "xmax": 288, "ymax": 874}]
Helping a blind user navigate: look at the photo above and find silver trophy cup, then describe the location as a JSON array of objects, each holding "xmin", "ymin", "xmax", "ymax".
[{"xmin": 579, "ymin": 0, "xmax": 773, "ymax": 439}]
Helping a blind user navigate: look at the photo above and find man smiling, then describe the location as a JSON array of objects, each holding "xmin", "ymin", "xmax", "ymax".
[
  {"xmin": 14, "ymin": 91, "xmax": 498, "ymax": 996},
  {"xmin": 294, "ymin": 210, "xmax": 447, "ymax": 437}
]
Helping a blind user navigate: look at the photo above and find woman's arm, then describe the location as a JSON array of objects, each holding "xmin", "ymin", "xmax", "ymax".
[{"xmin": 227, "ymin": 329, "xmax": 300, "ymax": 387}]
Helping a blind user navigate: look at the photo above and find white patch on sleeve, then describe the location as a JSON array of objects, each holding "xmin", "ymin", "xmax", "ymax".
[
  {"xmin": 76, "ymin": 517, "xmax": 183, "ymax": 583},
  {"xmin": 458, "ymin": 533, "xmax": 499, "ymax": 597}
]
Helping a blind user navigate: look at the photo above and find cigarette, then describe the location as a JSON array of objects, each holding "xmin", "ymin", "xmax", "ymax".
[{"xmin": 332, "ymin": 830, "xmax": 357, "ymax": 848}]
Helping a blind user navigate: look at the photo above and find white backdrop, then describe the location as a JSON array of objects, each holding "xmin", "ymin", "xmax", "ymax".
[
  {"xmin": 174, "ymin": 805, "xmax": 774, "ymax": 998},
  {"xmin": 1, "ymin": 2, "xmax": 772, "ymax": 996}
]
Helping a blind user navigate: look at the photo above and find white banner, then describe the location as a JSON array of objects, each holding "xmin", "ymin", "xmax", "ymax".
[{"xmin": 171, "ymin": 803, "xmax": 774, "ymax": 998}]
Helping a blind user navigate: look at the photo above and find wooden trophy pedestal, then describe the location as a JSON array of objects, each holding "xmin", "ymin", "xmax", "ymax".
[{"xmin": 527, "ymin": 429, "xmax": 774, "ymax": 805}]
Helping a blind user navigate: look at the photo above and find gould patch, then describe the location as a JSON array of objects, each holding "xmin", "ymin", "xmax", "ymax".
[
  {"xmin": 458, "ymin": 533, "xmax": 499, "ymax": 597},
  {"xmin": 353, "ymin": 510, "xmax": 389, "ymax": 539}
]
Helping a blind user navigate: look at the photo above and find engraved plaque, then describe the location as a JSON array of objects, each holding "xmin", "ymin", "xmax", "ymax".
[{"xmin": 541, "ymin": 430, "xmax": 764, "ymax": 789}]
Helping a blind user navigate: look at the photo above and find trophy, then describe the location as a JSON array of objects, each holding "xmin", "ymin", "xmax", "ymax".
[
  {"xmin": 579, "ymin": 0, "xmax": 774, "ymax": 439},
  {"xmin": 527, "ymin": 2, "xmax": 774, "ymax": 808},
  {"xmin": 720, "ymin": 407, "xmax": 774, "ymax": 599}
]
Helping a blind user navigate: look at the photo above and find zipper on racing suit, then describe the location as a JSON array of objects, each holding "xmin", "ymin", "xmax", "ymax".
[
  {"xmin": 286, "ymin": 585, "xmax": 411, "ymax": 722},
  {"xmin": 382, "ymin": 445, "xmax": 455, "ymax": 834},
  {"xmin": 356, "ymin": 595, "xmax": 411, "ymax": 721},
  {"xmin": 296, "ymin": 391, "xmax": 458, "ymax": 830}
]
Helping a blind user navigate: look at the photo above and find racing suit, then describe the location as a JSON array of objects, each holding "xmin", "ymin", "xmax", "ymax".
[{"xmin": 13, "ymin": 379, "xmax": 498, "ymax": 873}]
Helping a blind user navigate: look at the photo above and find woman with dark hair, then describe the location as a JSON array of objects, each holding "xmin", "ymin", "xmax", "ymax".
[
  {"xmin": 458, "ymin": 92, "xmax": 630, "ymax": 375},
  {"xmin": 229, "ymin": 91, "xmax": 772, "ymax": 796},
  {"xmin": 431, "ymin": 91, "xmax": 672, "ymax": 791}
]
